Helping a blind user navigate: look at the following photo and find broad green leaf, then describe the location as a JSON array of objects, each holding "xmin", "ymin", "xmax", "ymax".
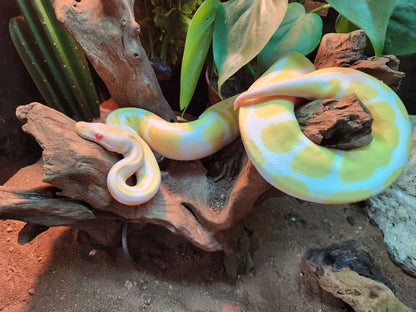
[
  {"xmin": 179, "ymin": 0, "xmax": 219, "ymax": 111},
  {"xmin": 335, "ymin": 14, "xmax": 359, "ymax": 33},
  {"xmin": 213, "ymin": 0, "xmax": 288, "ymax": 96},
  {"xmin": 326, "ymin": 0, "xmax": 397, "ymax": 57},
  {"xmin": 384, "ymin": 0, "xmax": 416, "ymax": 55},
  {"xmin": 257, "ymin": 3, "xmax": 322, "ymax": 75}
]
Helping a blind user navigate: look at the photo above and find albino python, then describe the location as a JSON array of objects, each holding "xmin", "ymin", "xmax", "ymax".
[{"xmin": 75, "ymin": 52, "xmax": 411, "ymax": 205}]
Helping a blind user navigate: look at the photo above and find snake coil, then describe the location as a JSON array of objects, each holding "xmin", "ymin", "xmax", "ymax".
[{"xmin": 76, "ymin": 52, "xmax": 411, "ymax": 205}]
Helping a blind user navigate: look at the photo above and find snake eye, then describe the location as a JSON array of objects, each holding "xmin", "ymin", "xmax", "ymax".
[{"xmin": 95, "ymin": 133, "xmax": 103, "ymax": 140}]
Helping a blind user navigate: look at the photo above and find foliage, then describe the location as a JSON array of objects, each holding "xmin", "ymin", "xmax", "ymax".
[
  {"xmin": 179, "ymin": 0, "xmax": 218, "ymax": 112},
  {"xmin": 212, "ymin": 0, "xmax": 288, "ymax": 96},
  {"xmin": 335, "ymin": 0, "xmax": 416, "ymax": 56},
  {"xmin": 134, "ymin": 0, "xmax": 203, "ymax": 65},
  {"xmin": 180, "ymin": 0, "xmax": 321, "ymax": 111},
  {"xmin": 384, "ymin": 0, "xmax": 416, "ymax": 55},
  {"xmin": 9, "ymin": 0, "xmax": 100, "ymax": 121},
  {"xmin": 328, "ymin": 0, "xmax": 397, "ymax": 57},
  {"xmin": 256, "ymin": 3, "xmax": 322, "ymax": 75},
  {"xmin": 179, "ymin": 0, "xmax": 416, "ymax": 113}
]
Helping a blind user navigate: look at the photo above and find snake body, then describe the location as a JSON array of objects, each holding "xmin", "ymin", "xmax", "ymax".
[
  {"xmin": 105, "ymin": 97, "xmax": 239, "ymax": 160},
  {"xmin": 75, "ymin": 52, "xmax": 411, "ymax": 205},
  {"xmin": 75, "ymin": 122, "xmax": 160, "ymax": 205},
  {"xmin": 235, "ymin": 53, "xmax": 411, "ymax": 203}
]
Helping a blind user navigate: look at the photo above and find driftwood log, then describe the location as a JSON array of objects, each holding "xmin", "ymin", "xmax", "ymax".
[
  {"xmin": 2, "ymin": 102, "xmax": 269, "ymax": 252},
  {"xmin": 0, "ymin": 2, "xmax": 405, "ymax": 256},
  {"xmin": 301, "ymin": 241, "xmax": 412, "ymax": 311},
  {"xmin": 50, "ymin": 0, "xmax": 176, "ymax": 122},
  {"xmin": 314, "ymin": 30, "xmax": 405, "ymax": 90}
]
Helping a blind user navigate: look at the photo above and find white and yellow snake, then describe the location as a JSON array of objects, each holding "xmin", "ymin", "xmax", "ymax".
[{"xmin": 75, "ymin": 52, "xmax": 411, "ymax": 205}]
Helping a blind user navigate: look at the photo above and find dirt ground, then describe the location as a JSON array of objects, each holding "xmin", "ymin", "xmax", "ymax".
[{"xmin": 1, "ymin": 162, "xmax": 416, "ymax": 312}]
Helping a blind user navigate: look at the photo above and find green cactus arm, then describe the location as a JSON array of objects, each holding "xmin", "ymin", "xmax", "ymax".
[
  {"xmin": 57, "ymin": 33, "xmax": 101, "ymax": 118},
  {"xmin": 15, "ymin": 0, "xmax": 87, "ymax": 120},
  {"xmin": 9, "ymin": 16, "xmax": 67, "ymax": 113},
  {"xmin": 15, "ymin": 0, "xmax": 100, "ymax": 120},
  {"xmin": 36, "ymin": 0, "xmax": 100, "ymax": 118}
]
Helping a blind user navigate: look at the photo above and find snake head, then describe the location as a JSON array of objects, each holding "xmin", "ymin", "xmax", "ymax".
[{"xmin": 75, "ymin": 121, "xmax": 131, "ymax": 153}]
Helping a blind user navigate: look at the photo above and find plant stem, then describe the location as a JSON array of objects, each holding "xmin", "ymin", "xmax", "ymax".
[
  {"xmin": 309, "ymin": 4, "xmax": 332, "ymax": 14},
  {"xmin": 160, "ymin": 35, "xmax": 168, "ymax": 62},
  {"xmin": 245, "ymin": 63, "xmax": 256, "ymax": 79}
]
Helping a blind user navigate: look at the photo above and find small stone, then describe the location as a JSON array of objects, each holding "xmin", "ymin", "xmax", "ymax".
[
  {"xmin": 28, "ymin": 288, "xmax": 35, "ymax": 295},
  {"xmin": 88, "ymin": 249, "xmax": 98, "ymax": 257},
  {"xmin": 124, "ymin": 280, "xmax": 133, "ymax": 290},
  {"xmin": 6, "ymin": 227, "xmax": 13, "ymax": 233}
]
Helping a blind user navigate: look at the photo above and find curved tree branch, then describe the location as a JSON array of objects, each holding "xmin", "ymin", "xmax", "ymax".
[{"xmin": 51, "ymin": 0, "xmax": 176, "ymax": 121}]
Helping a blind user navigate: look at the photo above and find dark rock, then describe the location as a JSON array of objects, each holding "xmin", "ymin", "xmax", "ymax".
[
  {"xmin": 304, "ymin": 240, "xmax": 394, "ymax": 291},
  {"xmin": 295, "ymin": 94, "xmax": 373, "ymax": 150},
  {"xmin": 301, "ymin": 240, "xmax": 412, "ymax": 312},
  {"xmin": 314, "ymin": 31, "xmax": 406, "ymax": 91}
]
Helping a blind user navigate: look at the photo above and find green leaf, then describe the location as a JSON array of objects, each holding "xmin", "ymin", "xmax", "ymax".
[
  {"xmin": 213, "ymin": 0, "xmax": 288, "ymax": 96},
  {"xmin": 181, "ymin": 0, "xmax": 202, "ymax": 15},
  {"xmin": 257, "ymin": 3, "xmax": 322, "ymax": 75},
  {"xmin": 179, "ymin": 0, "xmax": 219, "ymax": 111},
  {"xmin": 384, "ymin": 0, "xmax": 416, "ymax": 55},
  {"xmin": 335, "ymin": 14, "xmax": 360, "ymax": 33},
  {"xmin": 326, "ymin": 0, "xmax": 397, "ymax": 57}
]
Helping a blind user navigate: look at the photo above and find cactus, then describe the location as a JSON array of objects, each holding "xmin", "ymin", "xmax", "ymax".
[{"xmin": 9, "ymin": 0, "xmax": 100, "ymax": 121}]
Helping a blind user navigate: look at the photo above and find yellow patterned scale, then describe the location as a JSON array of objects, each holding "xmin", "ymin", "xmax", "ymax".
[
  {"xmin": 235, "ymin": 52, "xmax": 411, "ymax": 203},
  {"xmin": 105, "ymin": 97, "xmax": 239, "ymax": 161},
  {"xmin": 75, "ymin": 52, "xmax": 411, "ymax": 205},
  {"xmin": 75, "ymin": 96, "xmax": 239, "ymax": 205},
  {"xmin": 75, "ymin": 122, "xmax": 161, "ymax": 205}
]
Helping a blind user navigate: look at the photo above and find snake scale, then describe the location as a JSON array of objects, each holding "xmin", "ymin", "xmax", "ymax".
[{"xmin": 76, "ymin": 52, "xmax": 411, "ymax": 205}]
